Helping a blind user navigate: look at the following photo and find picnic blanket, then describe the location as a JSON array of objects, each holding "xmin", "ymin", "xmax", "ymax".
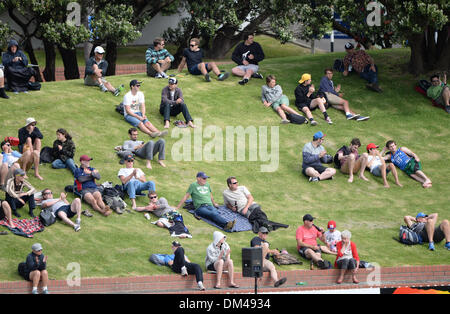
[
  {"xmin": 414, "ymin": 85, "xmax": 445, "ymax": 110},
  {"xmin": 0, "ymin": 217, "xmax": 45, "ymax": 238},
  {"xmin": 184, "ymin": 200, "xmax": 252, "ymax": 233}
]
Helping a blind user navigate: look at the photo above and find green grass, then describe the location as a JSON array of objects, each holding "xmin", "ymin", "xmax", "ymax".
[{"xmin": 0, "ymin": 47, "xmax": 449, "ymax": 282}]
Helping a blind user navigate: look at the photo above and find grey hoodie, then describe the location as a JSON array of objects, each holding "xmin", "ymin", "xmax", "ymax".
[{"xmin": 205, "ymin": 231, "xmax": 230, "ymax": 268}]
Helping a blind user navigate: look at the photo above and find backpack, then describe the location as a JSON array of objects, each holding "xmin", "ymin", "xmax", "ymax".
[
  {"xmin": 27, "ymin": 81, "xmax": 41, "ymax": 91},
  {"xmin": 333, "ymin": 59, "xmax": 345, "ymax": 72},
  {"xmin": 399, "ymin": 226, "xmax": 422, "ymax": 245},
  {"xmin": 418, "ymin": 80, "xmax": 431, "ymax": 91},
  {"xmin": 18, "ymin": 262, "xmax": 27, "ymax": 279},
  {"xmin": 286, "ymin": 113, "xmax": 308, "ymax": 125},
  {"xmin": 149, "ymin": 253, "xmax": 175, "ymax": 266},
  {"xmin": 272, "ymin": 252, "xmax": 303, "ymax": 266},
  {"xmin": 333, "ymin": 145, "xmax": 351, "ymax": 169},
  {"xmin": 116, "ymin": 102, "xmax": 124, "ymax": 115},
  {"xmin": 102, "ymin": 187, "xmax": 126, "ymax": 214},
  {"xmin": 40, "ymin": 146, "xmax": 54, "ymax": 164},
  {"xmin": 39, "ymin": 208, "xmax": 56, "ymax": 227}
]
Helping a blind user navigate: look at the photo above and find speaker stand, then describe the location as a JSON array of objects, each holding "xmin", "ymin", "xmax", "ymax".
[{"xmin": 254, "ymin": 276, "xmax": 258, "ymax": 294}]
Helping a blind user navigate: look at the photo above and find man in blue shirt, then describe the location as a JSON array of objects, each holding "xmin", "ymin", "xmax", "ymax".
[
  {"xmin": 319, "ymin": 68, "xmax": 369, "ymax": 121},
  {"xmin": 302, "ymin": 131, "xmax": 336, "ymax": 182}
]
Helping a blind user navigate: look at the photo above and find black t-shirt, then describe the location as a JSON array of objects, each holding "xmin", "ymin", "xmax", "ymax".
[
  {"xmin": 250, "ymin": 236, "xmax": 270, "ymax": 260},
  {"xmin": 183, "ymin": 48, "xmax": 204, "ymax": 69}
]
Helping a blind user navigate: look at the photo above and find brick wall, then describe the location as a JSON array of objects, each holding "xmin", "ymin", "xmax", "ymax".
[{"xmin": 1, "ymin": 265, "xmax": 448, "ymax": 294}]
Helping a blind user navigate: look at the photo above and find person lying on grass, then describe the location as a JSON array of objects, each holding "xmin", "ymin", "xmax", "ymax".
[
  {"xmin": 404, "ymin": 212, "xmax": 450, "ymax": 251},
  {"xmin": 41, "ymin": 189, "xmax": 82, "ymax": 232}
]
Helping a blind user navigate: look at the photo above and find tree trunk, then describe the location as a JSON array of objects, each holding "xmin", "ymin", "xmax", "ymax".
[
  {"xmin": 408, "ymin": 33, "xmax": 427, "ymax": 75},
  {"xmin": 42, "ymin": 40, "xmax": 56, "ymax": 82},
  {"xmin": 21, "ymin": 38, "xmax": 43, "ymax": 82},
  {"xmin": 58, "ymin": 46, "xmax": 80, "ymax": 80},
  {"xmin": 434, "ymin": 25, "xmax": 450, "ymax": 71},
  {"xmin": 105, "ymin": 40, "xmax": 117, "ymax": 76}
]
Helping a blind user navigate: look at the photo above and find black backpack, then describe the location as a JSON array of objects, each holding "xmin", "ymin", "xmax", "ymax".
[
  {"xmin": 40, "ymin": 146, "xmax": 54, "ymax": 164},
  {"xmin": 399, "ymin": 226, "xmax": 422, "ymax": 245},
  {"xmin": 39, "ymin": 208, "xmax": 56, "ymax": 226},
  {"xmin": 333, "ymin": 59, "xmax": 345, "ymax": 72},
  {"xmin": 418, "ymin": 80, "xmax": 431, "ymax": 91},
  {"xmin": 286, "ymin": 113, "xmax": 308, "ymax": 125},
  {"xmin": 116, "ymin": 102, "xmax": 124, "ymax": 115}
]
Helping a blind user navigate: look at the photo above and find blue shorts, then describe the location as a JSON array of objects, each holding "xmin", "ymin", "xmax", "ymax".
[
  {"xmin": 371, "ymin": 165, "xmax": 390, "ymax": 177},
  {"xmin": 55, "ymin": 205, "xmax": 76, "ymax": 219},
  {"xmin": 125, "ymin": 112, "xmax": 149, "ymax": 127},
  {"xmin": 188, "ymin": 63, "xmax": 211, "ymax": 75}
]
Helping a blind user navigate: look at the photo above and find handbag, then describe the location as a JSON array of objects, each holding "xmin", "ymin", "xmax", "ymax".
[{"xmin": 39, "ymin": 208, "xmax": 56, "ymax": 226}]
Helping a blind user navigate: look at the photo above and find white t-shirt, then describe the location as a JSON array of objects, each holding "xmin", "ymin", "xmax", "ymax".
[
  {"xmin": 42, "ymin": 198, "xmax": 67, "ymax": 214},
  {"xmin": 367, "ymin": 155, "xmax": 382, "ymax": 172},
  {"xmin": 324, "ymin": 229, "xmax": 341, "ymax": 252},
  {"xmin": 123, "ymin": 91, "xmax": 145, "ymax": 117},
  {"xmin": 117, "ymin": 167, "xmax": 145, "ymax": 184},
  {"xmin": 222, "ymin": 186, "xmax": 253, "ymax": 211}
]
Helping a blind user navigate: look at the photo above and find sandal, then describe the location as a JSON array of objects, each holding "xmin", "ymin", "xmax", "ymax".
[
  {"xmin": 228, "ymin": 284, "xmax": 239, "ymax": 288},
  {"xmin": 82, "ymin": 210, "xmax": 93, "ymax": 217}
]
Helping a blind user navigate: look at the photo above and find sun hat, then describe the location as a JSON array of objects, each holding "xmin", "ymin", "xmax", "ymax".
[{"xmin": 299, "ymin": 73, "xmax": 311, "ymax": 84}]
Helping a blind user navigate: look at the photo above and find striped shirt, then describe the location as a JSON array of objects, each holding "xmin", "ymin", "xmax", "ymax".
[{"xmin": 145, "ymin": 47, "xmax": 174, "ymax": 65}]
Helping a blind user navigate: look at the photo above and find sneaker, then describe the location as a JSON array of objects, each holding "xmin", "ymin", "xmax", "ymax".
[
  {"xmin": 281, "ymin": 119, "xmax": 290, "ymax": 124},
  {"xmin": 76, "ymin": 218, "xmax": 81, "ymax": 225},
  {"xmin": 150, "ymin": 132, "xmax": 159, "ymax": 138},
  {"xmin": 155, "ymin": 73, "xmax": 163, "ymax": 79},
  {"xmin": 326, "ymin": 117, "xmax": 333, "ymax": 124},
  {"xmin": 159, "ymin": 130, "xmax": 169, "ymax": 137},
  {"xmin": 99, "ymin": 84, "xmax": 108, "ymax": 92},
  {"xmin": 181, "ymin": 266, "xmax": 188, "ymax": 276},
  {"xmin": 346, "ymin": 113, "xmax": 358, "ymax": 120},
  {"xmin": 204, "ymin": 73, "xmax": 211, "ymax": 82},
  {"xmin": 74, "ymin": 224, "xmax": 81, "ymax": 232},
  {"xmin": 160, "ymin": 72, "xmax": 169, "ymax": 79},
  {"xmin": 310, "ymin": 120, "xmax": 318, "ymax": 126},
  {"xmin": 445, "ymin": 242, "xmax": 450, "ymax": 250},
  {"xmin": 274, "ymin": 277, "xmax": 287, "ymax": 288},
  {"xmin": 224, "ymin": 219, "xmax": 236, "ymax": 231},
  {"xmin": 445, "ymin": 106, "xmax": 450, "ymax": 114},
  {"xmin": 251, "ymin": 72, "xmax": 263, "ymax": 79},
  {"xmin": 238, "ymin": 78, "xmax": 249, "ymax": 85},
  {"xmin": 42, "ymin": 288, "xmax": 49, "ymax": 294},
  {"xmin": 356, "ymin": 115, "xmax": 370, "ymax": 121},
  {"xmin": 218, "ymin": 72, "xmax": 230, "ymax": 81},
  {"xmin": 31, "ymin": 289, "xmax": 39, "ymax": 295},
  {"xmin": 309, "ymin": 177, "xmax": 319, "ymax": 182},
  {"xmin": 428, "ymin": 242, "xmax": 435, "ymax": 251},
  {"xmin": 198, "ymin": 281, "xmax": 206, "ymax": 291}
]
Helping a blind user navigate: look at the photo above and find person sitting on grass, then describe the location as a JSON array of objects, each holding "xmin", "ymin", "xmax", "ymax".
[
  {"xmin": 84, "ymin": 46, "xmax": 123, "ymax": 96},
  {"xmin": 427, "ymin": 73, "xmax": 449, "ymax": 114},
  {"xmin": 41, "ymin": 189, "xmax": 82, "ymax": 232},
  {"xmin": 295, "ymin": 73, "xmax": 332, "ymax": 125},
  {"xmin": 302, "ymin": 131, "xmax": 336, "ymax": 182},
  {"xmin": 134, "ymin": 190, "xmax": 176, "ymax": 228},
  {"xmin": 20, "ymin": 243, "xmax": 49, "ymax": 294},
  {"xmin": 118, "ymin": 154, "xmax": 156, "ymax": 210},
  {"xmin": 250, "ymin": 226, "xmax": 287, "ymax": 288},
  {"xmin": 319, "ymin": 68, "xmax": 369, "ymax": 121},
  {"xmin": 334, "ymin": 138, "xmax": 369, "ymax": 183},
  {"xmin": 360, "ymin": 143, "xmax": 402, "ymax": 188},
  {"xmin": 168, "ymin": 241, "xmax": 206, "ymax": 291},
  {"xmin": 74, "ymin": 155, "xmax": 112, "ymax": 217},
  {"xmin": 145, "ymin": 37, "xmax": 174, "ymax": 79},
  {"xmin": 177, "ymin": 38, "xmax": 230, "ymax": 82},
  {"xmin": 51, "ymin": 128, "xmax": 77, "ymax": 175},
  {"xmin": 404, "ymin": 212, "xmax": 450, "ymax": 251},
  {"xmin": 123, "ymin": 79, "xmax": 168, "ymax": 138},
  {"xmin": 5, "ymin": 168, "xmax": 36, "ymax": 218},
  {"xmin": 0, "ymin": 199, "xmax": 16, "ymax": 229},
  {"xmin": 160, "ymin": 77, "xmax": 195, "ymax": 129},
  {"xmin": 335, "ymin": 230, "xmax": 360, "ymax": 284},
  {"xmin": 383, "ymin": 140, "xmax": 432, "ymax": 188},
  {"xmin": 205, "ymin": 231, "xmax": 239, "ymax": 289},
  {"xmin": 117, "ymin": 128, "xmax": 166, "ymax": 169},
  {"xmin": 231, "ymin": 33, "xmax": 265, "ymax": 85},
  {"xmin": 1, "ymin": 139, "xmax": 31, "ymax": 190},
  {"xmin": 262, "ymin": 74, "xmax": 301, "ymax": 124},
  {"xmin": 18, "ymin": 117, "xmax": 43, "ymax": 180},
  {"xmin": 174, "ymin": 172, "xmax": 236, "ymax": 231}
]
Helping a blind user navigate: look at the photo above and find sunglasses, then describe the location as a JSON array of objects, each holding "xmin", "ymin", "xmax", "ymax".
[
  {"xmin": 190, "ymin": 44, "xmax": 196, "ymax": 47},
  {"xmin": 43, "ymin": 192, "xmax": 52, "ymax": 195},
  {"xmin": 231, "ymin": 181, "xmax": 238, "ymax": 185},
  {"xmin": 126, "ymin": 159, "xmax": 134, "ymax": 162},
  {"xmin": 431, "ymin": 80, "xmax": 439, "ymax": 83},
  {"xmin": 149, "ymin": 196, "xmax": 157, "ymax": 199}
]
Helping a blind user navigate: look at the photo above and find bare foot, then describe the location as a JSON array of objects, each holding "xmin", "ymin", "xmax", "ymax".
[
  {"xmin": 359, "ymin": 175, "xmax": 369, "ymax": 182},
  {"xmin": 348, "ymin": 175, "xmax": 354, "ymax": 183},
  {"xmin": 164, "ymin": 121, "xmax": 170, "ymax": 129},
  {"xmin": 35, "ymin": 174, "xmax": 44, "ymax": 181},
  {"xmin": 188, "ymin": 121, "xmax": 196, "ymax": 128},
  {"xmin": 384, "ymin": 183, "xmax": 390, "ymax": 188},
  {"xmin": 146, "ymin": 161, "xmax": 152, "ymax": 169},
  {"xmin": 396, "ymin": 182, "xmax": 403, "ymax": 187},
  {"xmin": 158, "ymin": 160, "xmax": 166, "ymax": 168}
]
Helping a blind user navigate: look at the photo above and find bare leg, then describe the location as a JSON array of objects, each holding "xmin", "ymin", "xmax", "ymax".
[
  {"xmin": 276, "ymin": 107, "xmax": 288, "ymax": 121},
  {"xmin": 301, "ymin": 107, "xmax": 314, "ymax": 120},
  {"xmin": 207, "ymin": 62, "xmax": 221, "ymax": 76},
  {"xmin": 358, "ymin": 155, "xmax": 370, "ymax": 181},
  {"xmin": 214, "ymin": 259, "xmax": 224, "ymax": 288},
  {"xmin": 319, "ymin": 168, "xmax": 336, "ymax": 181},
  {"xmin": 225, "ymin": 258, "xmax": 237, "ymax": 287},
  {"xmin": 380, "ymin": 160, "xmax": 390, "ymax": 188},
  {"xmin": 388, "ymin": 163, "xmax": 402, "ymax": 187}
]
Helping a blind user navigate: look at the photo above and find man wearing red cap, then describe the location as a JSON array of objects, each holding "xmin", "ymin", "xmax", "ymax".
[
  {"xmin": 361, "ymin": 143, "xmax": 402, "ymax": 188},
  {"xmin": 74, "ymin": 155, "xmax": 112, "ymax": 216}
]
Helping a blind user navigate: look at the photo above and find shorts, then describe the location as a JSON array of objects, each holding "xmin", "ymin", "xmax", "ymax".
[
  {"xmin": 271, "ymin": 95, "xmax": 289, "ymax": 111},
  {"xmin": 125, "ymin": 112, "xmax": 149, "ymax": 127},
  {"xmin": 206, "ymin": 263, "xmax": 216, "ymax": 272},
  {"xmin": 370, "ymin": 165, "xmax": 390, "ymax": 177},
  {"xmin": 404, "ymin": 159, "xmax": 422, "ymax": 176},
  {"xmin": 84, "ymin": 75, "xmax": 107, "ymax": 86},
  {"xmin": 324, "ymin": 92, "xmax": 343, "ymax": 106},
  {"xmin": 419, "ymin": 225, "xmax": 446, "ymax": 243},
  {"xmin": 0, "ymin": 204, "xmax": 5, "ymax": 220},
  {"xmin": 235, "ymin": 64, "xmax": 259, "ymax": 73},
  {"xmin": 435, "ymin": 86, "xmax": 449, "ymax": 106},
  {"xmin": 298, "ymin": 247, "xmax": 321, "ymax": 260},
  {"xmin": 188, "ymin": 63, "xmax": 211, "ymax": 75},
  {"xmin": 55, "ymin": 205, "xmax": 76, "ymax": 219},
  {"xmin": 156, "ymin": 217, "xmax": 173, "ymax": 228},
  {"xmin": 80, "ymin": 187, "xmax": 99, "ymax": 200},
  {"xmin": 302, "ymin": 164, "xmax": 328, "ymax": 176}
]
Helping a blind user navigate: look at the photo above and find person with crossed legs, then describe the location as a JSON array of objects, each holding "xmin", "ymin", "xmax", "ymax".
[{"xmin": 302, "ymin": 131, "xmax": 336, "ymax": 182}]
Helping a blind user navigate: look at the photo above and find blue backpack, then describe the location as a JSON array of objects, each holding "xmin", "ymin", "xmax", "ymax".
[{"xmin": 399, "ymin": 226, "xmax": 422, "ymax": 245}]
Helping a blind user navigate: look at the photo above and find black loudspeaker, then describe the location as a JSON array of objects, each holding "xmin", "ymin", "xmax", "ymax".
[{"xmin": 242, "ymin": 247, "xmax": 263, "ymax": 278}]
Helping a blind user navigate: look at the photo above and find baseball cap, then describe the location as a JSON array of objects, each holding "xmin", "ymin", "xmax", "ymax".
[
  {"xmin": 313, "ymin": 131, "xmax": 325, "ymax": 140},
  {"xmin": 32, "ymin": 243, "xmax": 43, "ymax": 251},
  {"xmin": 172, "ymin": 241, "xmax": 181, "ymax": 247},
  {"xmin": 345, "ymin": 42, "xmax": 354, "ymax": 50},
  {"xmin": 303, "ymin": 214, "xmax": 315, "ymax": 222},
  {"xmin": 94, "ymin": 46, "xmax": 105, "ymax": 54},
  {"xmin": 26, "ymin": 117, "xmax": 37, "ymax": 126},
  {"xmin": 299, "ymin": 73, "xmax": 311, "ymax": 84},
  {"xmin": 80, "ymin": 155, "xmax": 93, "ymax": 162},
  {"xmin": 14, "ymin": 168, "xmax": 26, "ymax": 176},
  {"xmin": 196, "ymin": 171, "xmax": 210, "ymax": 179},
  {"xmin": 124, "ymin": 154, "xmax": 134, "ymax": 161},
  {"xmin": 327, "ymin": 220, "xmax": 337, "ymax": 230},
  {"xmin": 168, "ymin": 77, "xmax": 178, "ymax": 85},
  {"xmin": 366, "ymin": 143, "xmax": 379, "ymax": 151},
  {"xmin": 416, "ymin": 212, "xmax": 428, "ymax": 219},
  {"xmin": 258, "ymin": 226, "xmax": 269, "ymax": 234},
  {"xmin": 129, "ymin": 79, "xmax": 142, "ymax": 87}
]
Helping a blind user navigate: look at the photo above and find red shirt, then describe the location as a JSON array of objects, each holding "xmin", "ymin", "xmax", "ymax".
[{"xmin": 296, "ymin": 225, "xmax": 322, "ymax": 250}]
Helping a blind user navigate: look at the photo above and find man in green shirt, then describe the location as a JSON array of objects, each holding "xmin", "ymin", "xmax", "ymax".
[
  {"xmin": 427, "ymin": 73, "xmax": 449, "ymax": 114},
  {"xmin": 175, "ymin": 172, "xmax": 236, "ymax": 231}
]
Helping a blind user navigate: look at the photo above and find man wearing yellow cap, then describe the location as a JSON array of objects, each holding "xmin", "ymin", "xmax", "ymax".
[{"xmin": 295, "ymin": 73, "xmax": 332, "ymax": 125}]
